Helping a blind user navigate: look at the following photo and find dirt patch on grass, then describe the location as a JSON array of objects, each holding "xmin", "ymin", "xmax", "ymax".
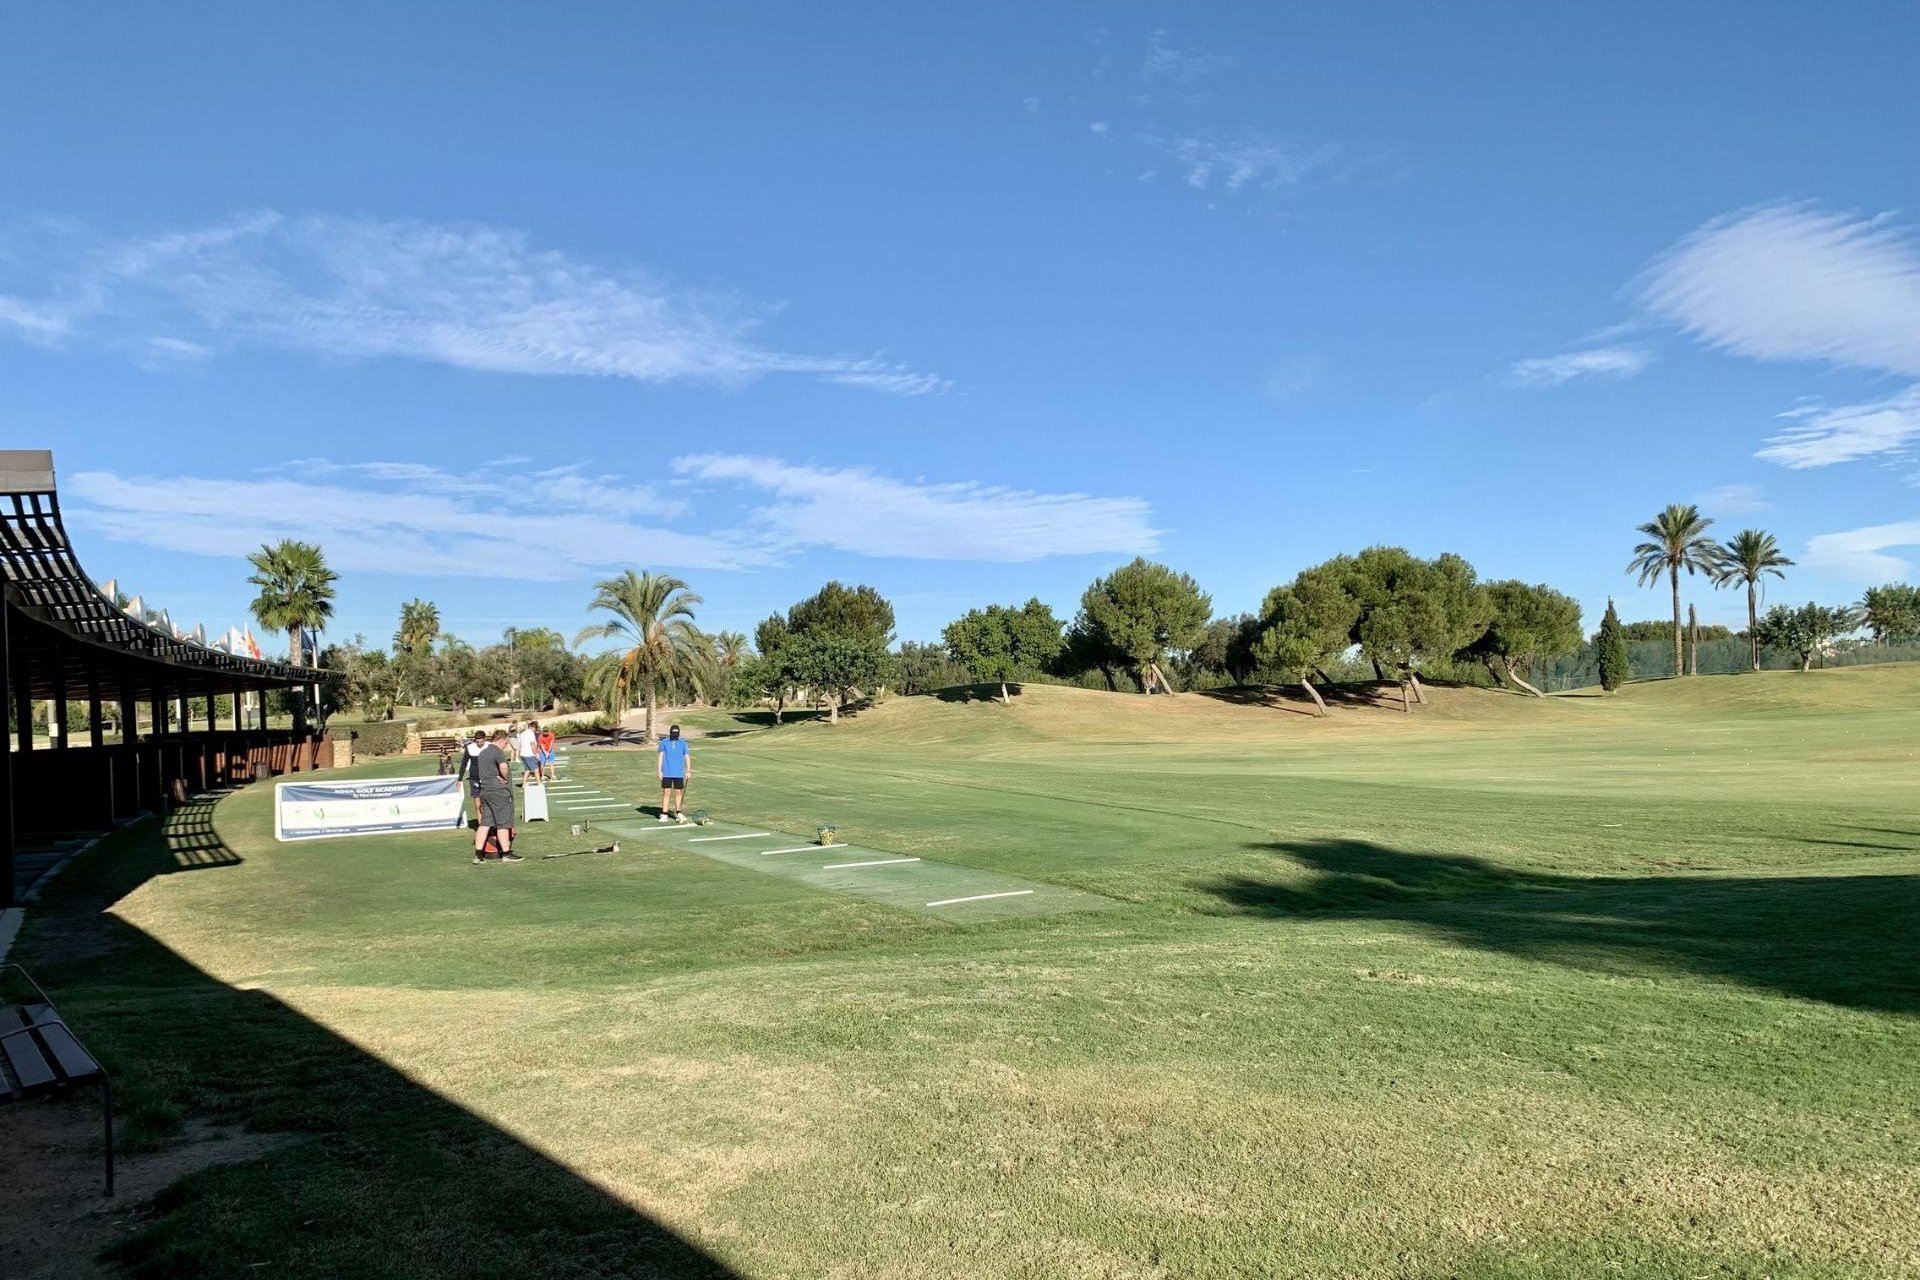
[{"xmin": 0, "ymin": 1096, "xmax": 300, "ymax": 1280}]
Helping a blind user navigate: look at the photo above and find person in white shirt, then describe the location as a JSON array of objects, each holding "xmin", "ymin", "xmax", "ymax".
[{"xmin": 515, "ymin": 722, "xmax": 542, "ymax": 784}]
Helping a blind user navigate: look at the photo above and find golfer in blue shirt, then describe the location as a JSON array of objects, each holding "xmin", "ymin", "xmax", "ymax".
[{"xmin": 657, "ymin": 724, "xmax": 691, "ymax": 822}]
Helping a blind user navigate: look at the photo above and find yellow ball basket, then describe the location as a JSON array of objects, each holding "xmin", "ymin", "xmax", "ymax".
[{"xmin": 815, "ymin": 824, "xmax": 839, "ymax": 846}]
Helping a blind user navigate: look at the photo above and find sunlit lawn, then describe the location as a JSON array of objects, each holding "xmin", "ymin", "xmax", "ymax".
[{"xmin": 19, "ymin": 666, "xmax": 1920, "ymax": 1278}]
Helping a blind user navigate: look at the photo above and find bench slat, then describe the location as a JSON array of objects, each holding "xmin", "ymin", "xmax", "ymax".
[
  {"xmin": 35, "ymin": 1022, "xmax": 102, "ymax": 1081},
  {"xmin": 0, "ymin": 1025, "xmax": 58, "ymax": 1091},
  {"xmin": 24, "ymin": 1003, "xmax": 58, "ymax": 1027}
]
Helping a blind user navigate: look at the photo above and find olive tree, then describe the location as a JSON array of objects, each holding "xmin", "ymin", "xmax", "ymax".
[
  {"xmin": 776, "ymin": 634, "xmax": 884, "ymax": 724},
  {"xmin": 1755, "ymin": 602, "xmax": 1862, "ymax": 671},
  {"xmin": 942, "ymin": 598, "xmax": 1065, "ymax": 702}
]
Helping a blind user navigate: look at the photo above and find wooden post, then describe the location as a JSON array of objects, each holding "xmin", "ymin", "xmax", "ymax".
[
  {"xmin": 118, "ymin": 679, "xmax": 138, "ymax": 820},
  {"xmin": 52, "ymin": 666, "xmax": 69, "ymax": 749},
  {"xmin": 0, "ymin": 588, "xmax": 15, "ymax": 908},
  {"xmin": 12, "ymin": 626, "xmax": 32, "ymax": 756},
  {"xmin": 88, "ymin": 668, "xmax": 104, "ymax": 749}
]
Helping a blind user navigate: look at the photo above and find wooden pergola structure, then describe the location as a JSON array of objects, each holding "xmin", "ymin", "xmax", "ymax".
[{"xmin": 0, "ymin": 450, "xmax": 324, "ymax": 905}]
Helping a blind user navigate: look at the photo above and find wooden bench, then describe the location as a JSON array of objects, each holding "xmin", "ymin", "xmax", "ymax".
[
  {"xmin": 0, "ymin": 964, "xmax": 114, "ymax": 1195},
  {"xmin": 420, "ymin": 733, "xmax": 465, "ymax": 761}
]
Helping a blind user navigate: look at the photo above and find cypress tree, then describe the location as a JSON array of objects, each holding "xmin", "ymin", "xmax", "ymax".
[{"xmin": 1597, "ymin": 597, "xmax": 1630, "ymax": 692}]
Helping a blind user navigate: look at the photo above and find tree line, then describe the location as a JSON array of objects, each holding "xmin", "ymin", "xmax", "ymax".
[{"xmin": 236, "ymin": 507, "xmax": 1920, "ymax": 735}]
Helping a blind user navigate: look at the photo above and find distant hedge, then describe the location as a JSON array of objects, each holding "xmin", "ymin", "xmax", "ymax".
[{"xmin": 332, "ymin": 721, "xmax": 412, "ymax": 756}]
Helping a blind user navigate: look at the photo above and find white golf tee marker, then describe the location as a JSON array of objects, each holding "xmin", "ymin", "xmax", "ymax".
[
  {"xmin": 688, "ymin": 833, "xmax": 771, "ymax": 842},
  {"xmin": 759, "ymin": 845, "xmax": 826, "ymax": 856},
  {"xmin": 822, "ymin": 857, "xmax": 920, "ymax": 870},
  {"xmin": 926, "ymin": 890, "xmax": 1035, "ymax": 907}
]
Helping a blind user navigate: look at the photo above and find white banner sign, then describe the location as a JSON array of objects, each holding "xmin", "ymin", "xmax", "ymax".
[{"xmin": 274, "ymin": 775, "xmax": 466, "ymax": 842}]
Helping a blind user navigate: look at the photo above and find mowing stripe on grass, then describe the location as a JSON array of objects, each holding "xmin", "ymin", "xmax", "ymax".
[
  {"xmin": 927, "ymin": 890, "xmax": 1035, "ymax": 907},
  {"xmin": 822, "ymin": 857, "xmax": 920, "ymax": 869}
]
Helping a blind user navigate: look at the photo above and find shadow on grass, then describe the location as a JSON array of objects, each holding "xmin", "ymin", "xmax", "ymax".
[
  {"xmin": 931, "ymin": 683, "xmax": 1025, "ymax": 704},
  {"xmin": 12, "ymin": 799, "xmax": 742, "ymax": 1279},
  {"xmin": 1204, "ymin": 837, "xmax": 1920, "ymax": 1014},
  {"xmin": 1192, "ymin": 681, "xmax": 1423, "ymax": 713}
]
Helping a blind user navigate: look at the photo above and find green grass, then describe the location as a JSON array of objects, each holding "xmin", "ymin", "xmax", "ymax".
[{"xmin": 16, "ymin": 667, "xmax": 1920, "ymax": 1278}]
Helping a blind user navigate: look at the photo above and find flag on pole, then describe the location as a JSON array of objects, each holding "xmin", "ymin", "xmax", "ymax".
[
  {"xmin": 242, "ymin": 626, "xmax": 262, "ymax": 660},
  {"xmin": 98, "ymin": 577, "xmax": 117, "ymax": 602},
  {"xmin": 125, "ymin": 594, "xmax": 144, "ymax": 619}
]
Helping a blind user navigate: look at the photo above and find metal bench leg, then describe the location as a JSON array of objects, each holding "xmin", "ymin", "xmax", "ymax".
[{"xmin": 102, "ymin": 1076, "xmax": 114, "ymax": 1197}]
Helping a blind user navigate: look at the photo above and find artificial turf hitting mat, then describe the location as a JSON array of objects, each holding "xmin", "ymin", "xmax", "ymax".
[{"xmin": 590, "ymin": 815, "xmax": 1120, "ymax": 921}]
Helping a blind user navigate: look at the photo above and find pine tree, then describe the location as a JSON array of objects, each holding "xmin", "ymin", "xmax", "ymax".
[{"xmin": 1597, "ymin": 598, "xmax": 1630, "ymax": 692}]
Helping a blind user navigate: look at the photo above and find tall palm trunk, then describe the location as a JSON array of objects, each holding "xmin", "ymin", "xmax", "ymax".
[
  {"xmin": 1747, "ymin": 580, "xmax": 1759, "ymax": 671},
  {"xmin": 289, "ymin": 625, "xmax": 303, "ymax": 667},
  {"xmin": 644, "ymin": 673, "xmax": 657, "ymax": 741},
  {"xmin": 1669, "ymin": 565, "xmax": 1683, "ymax": 678}
]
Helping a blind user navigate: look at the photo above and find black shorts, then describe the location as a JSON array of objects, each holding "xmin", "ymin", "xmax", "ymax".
[
  {"xmin": 479, "ymin": 790, "xmax": 515, "ymax": 829},
  {"xmin": 468, "ymin": 779, "xmax": 482, "ymax": 796},
  {"xmin": 660, "ymin": 776, "xmax": 686, "ymax": 791}
]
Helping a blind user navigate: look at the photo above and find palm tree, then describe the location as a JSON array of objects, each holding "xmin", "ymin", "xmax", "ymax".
[
  {"xmin": 247, "ymin": 540, "xmax": 337, "ymax": 667},
  {"xmin": 715, "ymin": 631, "xmax": 749, "ymax": 668},
  {"xmin": 1627, "ymin": 504, "xmax": 1716, "ymax": 678},
  {"xmin": 581, "ymin": 650, "xmax": 641, "ymax": 729},
  {"xmin": 1710, "ymin": 529, "xmax": 1793, "ymax": 672},
  {"xmin": 395, "ymin": 598, "xmax": 440, "ymax": 653},
  {"xmin": 573, "ymin": 571, "xmax": 706, "ymax": 740}
]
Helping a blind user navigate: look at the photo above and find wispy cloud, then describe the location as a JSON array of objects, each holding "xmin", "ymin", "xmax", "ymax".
[
  {"xmin": 1141, "ymin": 133, "xmax": 1340, "ymax": 192},
  {"xmin": 1754, "ymin": 385, "xmax": 1920, "ymax": 469},
  {"xmin": 1507, "ymin": 346, "xmax": 1652, "ymax": 387},
  {"xmin": 0, "ymin": 295, "xmax": 73, "ymax": 343},
  {"xmin": 1694, "ymin": 483, "xmax": 1771, "ymax": 516},
  {"xmin": 1263, "ymin": 353, "xmax": 1325, "ymax": 399},
  {"xmin": 0, "ymin": 211, "xmax": 944, "ymax": 395},
  {"xmin": 672, "ymin": 454, "xmax": 1158, "ymax": 562},
  {"xmin": 1639, "ymin": 203, "xmax": 1920, "ymax": 377},
  {"xmin": 1140, "ymin": 30, "xmax": 1235, "ymax": 84},
  {"xmin": 1804, "ymin": 519, "xmax": 1920, "ymax": 581},
  {"xmin": 68, "ymin": 463, "xmax": 758, "ymax": 581},
  {"xmin": 68, "ymin": 455, "xmax": 1156, "ymax": 578}
]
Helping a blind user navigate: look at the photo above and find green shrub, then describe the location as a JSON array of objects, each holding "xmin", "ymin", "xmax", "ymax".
[
  {"xmin": 334, "ymin": 721, "xmax": 412, "ymax": 756},
  {"xmin": 541, "ymin": 714, "xmax": 617, "ymax": 736}
]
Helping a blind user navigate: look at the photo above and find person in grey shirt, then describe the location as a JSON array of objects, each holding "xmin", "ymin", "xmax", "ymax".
[{"xmin": 471, "ymin": 729, "xmax": 521, "ymax": 864}]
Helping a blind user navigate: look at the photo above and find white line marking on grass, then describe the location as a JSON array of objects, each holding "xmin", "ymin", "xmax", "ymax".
[
  {"xmin": 926, "ymin": 890, "xmax": 1035, "ymax": 907},
  {"xmin": 687, "ymin": 833, "xmax": 771, "ymax": 842},
  {"xmin": 759, "ymin": 846, "xmax": 827, "ymax": 856},
  {"xmin": 823, "ymin": 858, "xmax": 921, "ymax": 870},
  {"xmin": 562, "ymin": 802, "xmax": 631, "ymax": 810}
]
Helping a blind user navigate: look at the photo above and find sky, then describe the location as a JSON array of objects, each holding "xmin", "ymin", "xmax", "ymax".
[{"xmin": 5, "ymin": 4, "xmax": 1919, "ymax": 656}]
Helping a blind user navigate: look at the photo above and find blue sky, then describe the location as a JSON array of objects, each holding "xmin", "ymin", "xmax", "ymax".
[{"xmin": 6, "ymin": 4, "xmax": 1919, "ymax": 655}]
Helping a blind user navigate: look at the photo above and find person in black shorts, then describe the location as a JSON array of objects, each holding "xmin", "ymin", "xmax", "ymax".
[
  {"xmin": 656, "ymin": 724, "xmax": 691, "ymax": 822},
  {"xmin": 471, "ymin": 729, "xmax": 521, "ymax": 864}
]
